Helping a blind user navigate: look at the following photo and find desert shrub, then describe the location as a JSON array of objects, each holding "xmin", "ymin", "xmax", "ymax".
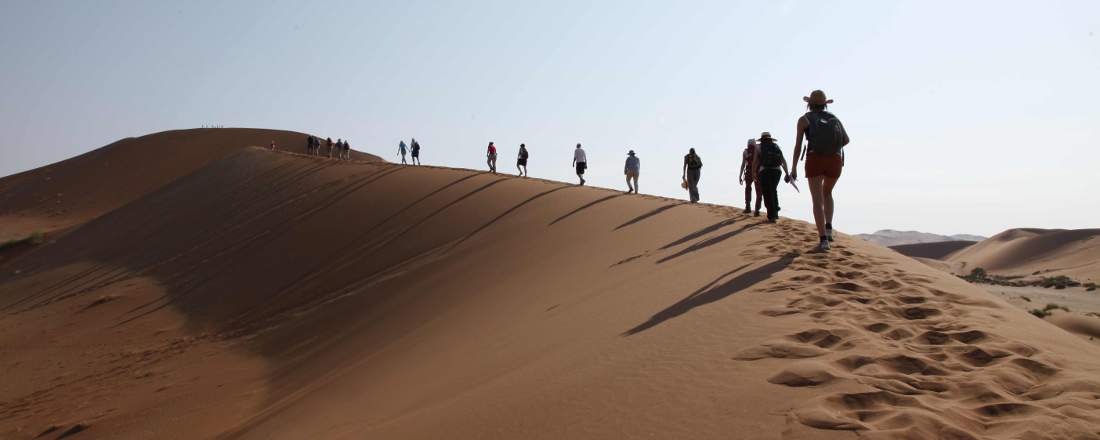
[
  {"xmin": 1039, "ymin": 276, "xmax": 1080, "ymax": 289},
  {"xmin": 962, "ymin": 268, "xmax": 988, "ymax": 282}
]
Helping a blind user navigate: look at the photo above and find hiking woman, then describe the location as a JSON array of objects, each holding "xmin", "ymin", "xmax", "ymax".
[
  {"xmin": 682, "ymin": 148, "xmax": 702, "ymax": 203},
  {"xmin": 790, "ymin": 90, "xmax": 850, "ymax": 251}
]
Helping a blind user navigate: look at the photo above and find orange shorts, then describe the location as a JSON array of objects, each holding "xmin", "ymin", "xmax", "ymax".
[{"xmin": 805, "ymin": 152, "xmax": 843, "ymax": 179}]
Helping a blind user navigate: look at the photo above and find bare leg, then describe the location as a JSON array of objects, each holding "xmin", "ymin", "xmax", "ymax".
[
  {"xmin": 823, "ymin": 177, "xmax": 838, "ymax": 226},
  {"xmin": 807, "ymin": 176, "xmax": 827, "ymax": 237}
]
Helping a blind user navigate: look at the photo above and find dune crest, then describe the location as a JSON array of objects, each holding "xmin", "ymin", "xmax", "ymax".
[
  {"xmin": 946, "ymin": 228, "xmax": 1100, "ymax": 282},
  {"xmin": 2, "ymin": 135, "xmax": 1100, "ymax": 439}
]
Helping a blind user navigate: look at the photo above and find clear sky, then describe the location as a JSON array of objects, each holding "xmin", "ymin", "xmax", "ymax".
[{"xmin": 1, "ymin": 1, "xmax": 1097, "ymax": 237}]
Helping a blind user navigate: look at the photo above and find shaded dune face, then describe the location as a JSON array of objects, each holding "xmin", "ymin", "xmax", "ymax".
[
  {"xmin": 2, "ymin": 140, "xmax": 1100, "ymax": 439},
  {"xmin": 946, "ymin": 228, "xmax": 1100, "ymax": 281},
  {"xmin": 0, "ymin": 128, "xmax": 380, "ymax": 239}
]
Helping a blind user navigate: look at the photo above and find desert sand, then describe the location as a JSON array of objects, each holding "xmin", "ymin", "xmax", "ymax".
[
  {"xmin": 3, "ymin": 129, "xmax": 1100, "ymax": 439},
  {"xmin": 946, "ymin": 228, "xmax": 1100, "ymax": 283}
]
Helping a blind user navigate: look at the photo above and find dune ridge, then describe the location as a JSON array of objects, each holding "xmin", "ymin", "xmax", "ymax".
[
  {"xmin": 2, "ymin": 135, "xmax": 1100, "ymax": 439},
  {"xmin": 946, "ymin": 228, "xmax": 1100, "ymax": 282},
  {"xmin": 0, "ymin": 128, "xmax": 378, "ymax": 241}
]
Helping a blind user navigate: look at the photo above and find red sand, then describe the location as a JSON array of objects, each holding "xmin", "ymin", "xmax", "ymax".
[{"xmin": 2, "ymin": 130, "xmax": 1100, "ymax": 439}]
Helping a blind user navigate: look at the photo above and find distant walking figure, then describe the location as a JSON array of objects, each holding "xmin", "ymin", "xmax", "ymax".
[
  {"xmin": 410, "ymin": 138, "xmax": 421, "ymax": 165},
  {"xmin": 791, "ymin": 90, "xmax": 850, "ymax": 251},
  {"xmin": 343, "ymin": 140, "xmax": 351, "ymax": 160},
  {"xmin": 398, "ymin": 140, "xmax": 408, "ymax": 164},
  {"xmin": 517, "ymin": 143, "xmax": 529, "ymax": 176},
  {"xmin": 740, "ymin": 139, "xmax": 763, "ymax": 215},
  {"xmin": 752, "ymin": 132, "xmax": 791, "ymax": 223},
  {"xmin": 305, "ymin": 136, "xmax": 313, "ymax": 155},
  {"xmin": 573, "ymin": 143, "xmax": 587, "ymax": 185},
  {"xmin": 487, "ymin": 142, "xmax": 498, "ymax": 173},
  {"xmin": 326, "ymin": 137, "xmax": 334, "ymax": 158},
  {"xmin": 682, "ymin": 148, "xmax": 703, "ymax": 203},
  {"xmin": 270, "ymin": 140, "xmax": 277, "ymax": 151},
  {"xmin": 624, "ymin": 150, "xmax": 640, "ymax": 193}
]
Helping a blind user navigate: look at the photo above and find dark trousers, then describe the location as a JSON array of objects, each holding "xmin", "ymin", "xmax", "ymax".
[
  {"xmin": 686, "ymin": 168, "xmax": 701, "ymax": 202},
  {"xmin": 759, "ymin": 168, "xmax": 782, "ymax": 220},
  {"xmin": 745, "ymin": 178, "xmax": 762, "ymax": 211}
]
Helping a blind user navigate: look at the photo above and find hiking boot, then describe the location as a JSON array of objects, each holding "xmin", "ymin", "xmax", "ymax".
[
  {"xmin": 754, "ymin": 211, "xmax": 760, "ymax": 217},
  {"xmin": 743, "ymin": 207, "xmax": 751, "ymax": 214},
  {"xmin": 826, "ymin": 228, "xmax": 834, "ymax": 242},
  {"xmin": 816, "ymin": 240, "xmax": 831, "ymax": 252}
]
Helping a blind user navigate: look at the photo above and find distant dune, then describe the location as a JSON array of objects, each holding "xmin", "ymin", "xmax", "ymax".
[
  {"xmin": 857, "ymin": 229, "xmax": 985, "ymax": 247},
  {"xmin": 0, "ymin": 128, "xmax": 379, "ymax": 241},
  {"xmin": 890, "ymin": 240, "xmax": 978, "ymax": 260},
  {"xmin": 946, "ymin": 228, "xmax": 1100, "ymax": 282},
  {"xmin": 2, "ymin": 131, "xmax": 1100, "ymax": 439}
]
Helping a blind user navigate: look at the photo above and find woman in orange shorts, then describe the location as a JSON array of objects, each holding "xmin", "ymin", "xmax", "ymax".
[{"xmin": 791, "ymin": 90, "xmax": 849, "ymax": 252}]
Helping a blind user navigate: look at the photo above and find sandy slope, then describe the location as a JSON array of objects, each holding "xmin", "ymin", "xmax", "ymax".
[
  {"xmin": 0, "ymin": 128, "xmax": 378, "ymax": 241},
  {"xmin": 946, "ymin": 229, "xmax": 1100, "ymax": 283},
  {"xmin": 3, "ymin": 143, "xmax": 1100, "ymax": 439},
  {"xmin": 891, "ymin": 241, "xmax": 977, "ymax": 260}
]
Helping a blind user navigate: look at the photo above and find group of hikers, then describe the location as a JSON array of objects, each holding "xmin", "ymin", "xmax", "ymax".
[
  {"xmin": 302, "ymin": 136, "xmax": 352, "ymax": 160},
  {"xmin": 477, "ymin": 90, "xmax": 849, "ymax": 252},
  {"xmin": 287, "ymin": 90, "xmax": 847, "ymax": 252}
]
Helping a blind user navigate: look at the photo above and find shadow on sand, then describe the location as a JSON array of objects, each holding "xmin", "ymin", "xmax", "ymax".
[{"xmin": 623, "ymin": 254, "xmax": 796, "ymax": 336}]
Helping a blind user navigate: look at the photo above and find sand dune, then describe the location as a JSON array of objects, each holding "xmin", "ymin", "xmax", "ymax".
[
  {"xmin": 0, "ymin": 128, "xmax": 378, "ymax": 241},
  {"xmin": 947, "ymin": 228, "xmax": 1100, "ymax": 282},
  {"xmin": 3, "ymin": 134, "xmax": 1100, "ymax": 439},
  {"xmin": 891, "ymin": 240, "xmax": 977, "ymax": 260},
  {"xmin": 857, "ymin": 230, "xmax": 985, "ymax": 247}
]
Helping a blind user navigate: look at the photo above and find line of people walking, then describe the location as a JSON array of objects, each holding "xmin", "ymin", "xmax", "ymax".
[
  {"xmin": 304, "ymin": 136, "xmax": 352, "ymax": 160},
  {"xmin": 473, "ymin": 89, "xmax": 849, "ymax": 252}
]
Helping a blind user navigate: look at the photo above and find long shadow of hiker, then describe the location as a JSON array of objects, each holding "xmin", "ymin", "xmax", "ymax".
[{"xmin": 623, "ymin": 254, "xmax": 796, "ymax": 336}]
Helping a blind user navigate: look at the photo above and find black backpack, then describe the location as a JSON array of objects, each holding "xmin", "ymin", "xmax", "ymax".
[
  {"xmin": 759, "ymin": 141, "xmax": 784, "ymax": 168},
  {"xmin": 805, "ymin": 111, "xmax": 847, "ymax": 155},
  {"xmin": 519, "ymin": 148, "xmax": 528, "ymax": 159},
  {"xmin": 686, "ymin": 154, "xmax": 702, "ymax": 169}
]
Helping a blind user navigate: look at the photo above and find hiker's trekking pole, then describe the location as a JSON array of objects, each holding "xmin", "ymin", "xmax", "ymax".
[{"xmin": 785, "ymin": 175, "xmax": 800, "ymax": 193}]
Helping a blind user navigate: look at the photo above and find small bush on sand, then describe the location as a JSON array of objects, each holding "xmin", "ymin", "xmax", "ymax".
[
  {"xmin": 1039, "ymin": 276, "xmax": 1080, "ymax": 290},
  {"xmin": 1030, "ymin": 303, "xmax": 1070, "ymax": 319},
  {"xmin": 963, "ymin": 268, "xmax": 988, "ymax": 283}
]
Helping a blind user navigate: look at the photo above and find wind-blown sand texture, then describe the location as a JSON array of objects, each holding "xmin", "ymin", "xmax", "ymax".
[
  {"xmin": 2, "ymin": 130, "xmax": 1100, "ymax": 439},
  {"xmin": 946, "ymin": 229, "xmax": 1100, "ymax": 283}
]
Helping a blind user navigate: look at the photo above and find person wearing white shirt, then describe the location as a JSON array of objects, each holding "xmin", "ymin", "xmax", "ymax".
[{"xmin": 572, "ymin": 143, "xmax": 587, "ymax": 185}]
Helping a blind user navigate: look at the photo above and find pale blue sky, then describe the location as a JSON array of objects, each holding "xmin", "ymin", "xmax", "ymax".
[{"xmin": 1, "ymin": 1, "xmax": 1097, "ymax": 236}]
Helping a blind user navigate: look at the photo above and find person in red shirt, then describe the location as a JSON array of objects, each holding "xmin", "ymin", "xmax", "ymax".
[
  {"xmin": 739, "ymin": 138, "xmax": 763, "ymax": 215},
  {"xmin": 486, "ymin": 142, "xmax": 498, "ymax": 173}
]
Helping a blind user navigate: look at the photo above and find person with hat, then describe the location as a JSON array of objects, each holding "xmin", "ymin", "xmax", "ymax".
[
  {"xmin": 624, "ymin": 149, "xmax": 640, "ymax": 193},
  {"xmin": 791, "ymin": 89, "xmax": 850, "ymax": 251},
  {"xmin": 740, "ymin": 138, "xmax": 763, "ymax": 215},
  {"xmin": 517, "ymin": 143, "xmax": 529, "ymax": 177},
  {"xmin": 682, "ymin": 147, "xmax": 703, "ymax": 203},
  {"xmin": 752, "ymin": 132, "xmax": 791, "ymax": 223}
]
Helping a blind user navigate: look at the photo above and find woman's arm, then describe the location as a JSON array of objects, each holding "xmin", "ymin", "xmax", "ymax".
[{"xmin": 790, "ymin": 116, "xmax": 807, "ymax": 179}]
